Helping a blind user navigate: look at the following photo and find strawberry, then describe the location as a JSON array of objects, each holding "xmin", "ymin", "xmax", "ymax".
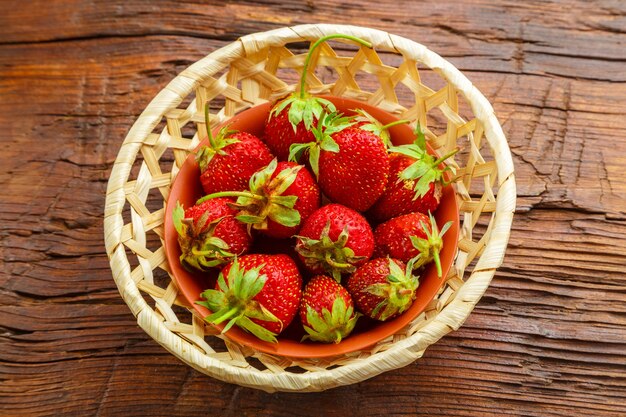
[
  {"xmin": 172, "ymin": 198, "xmax": 252, "ymax": 271},
  {"xmin": 295, "ymin": 204, "xmax": 374, "ymax": 282},
  {"xmin": 196, "ymin": 104, "xmax": 273, "ymax": 194},
  {"xmin": 299, "ymin": 275, "xmax": 359, "ymax": 343},
  {"xmin": 198, "ymin": 254, "xmax": 302, "ymax": 343},
  {"xmin": 289, "ymin": 111, "xmax": 390, "ymax": 212},
  {"xmin": 367, "ymin": 123, "xmax": 458, "ymax": 222},
  {"xmin": 319, "ymin": 122, "xmax": 390, "ymax": 211},
  {"xmin": 264, "ymin": 98, "xmax": 326, "ymax": 162},
  {"xmin": 264, "ymin": 34, "xmax": 372, "ymax": 161},
  {"xmin": 373, "ymin": 212, "xmax": 452, "ymax": 277},
  {"xmin": 196, "ymin": 159, "xmax": 320, "ymax": 239},
  {"xmin": 346, "ymin": 257, "xmax": 419, "ymax": 321}
]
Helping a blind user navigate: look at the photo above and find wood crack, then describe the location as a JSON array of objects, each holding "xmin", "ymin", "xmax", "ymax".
[{"xmin": 0, "ymin": 31, "xmax": 241, "ymax": 47}]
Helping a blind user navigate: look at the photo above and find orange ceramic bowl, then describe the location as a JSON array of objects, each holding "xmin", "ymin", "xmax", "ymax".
[{"xmin": 164, "ymin": 96, "xmax": 459, "ymax": 358}]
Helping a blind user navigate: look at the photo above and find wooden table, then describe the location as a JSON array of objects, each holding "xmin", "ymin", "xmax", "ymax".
[{"xmin": 2, "ymin": 1, "xmax": 625, "ymax": 415}]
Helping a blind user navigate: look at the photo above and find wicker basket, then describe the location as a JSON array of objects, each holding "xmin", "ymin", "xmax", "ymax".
[{"xmin": 104, "ymin": 23, "xmax": 516, "ymax": 392}]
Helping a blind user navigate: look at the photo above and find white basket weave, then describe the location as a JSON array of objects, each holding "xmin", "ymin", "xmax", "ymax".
[{"xmin": 104, "ymin": 23, "xmax": 516, "ymax": 392}]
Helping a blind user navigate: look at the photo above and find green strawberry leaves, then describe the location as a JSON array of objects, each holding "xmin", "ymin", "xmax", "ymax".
[
  {"xmin": 352, "ymin": 109, "xmax": 410, "ymax": 147},
  {"xmin": 271, "ymin": 94, "xmax": 336, "ymax": 132},
  {"xmin": 233, "ymin": 158, "xmax": 302, "ymax": 230},
  {"xmin": 248, "ymin": 157, "xmax": 277, "ymax": 192},
  {"xmin": 172, "ymin": 201, "xmax": 186, "ymax": 236},
  {"xmin": 367, "ymin": 258, "xmax": 420, "ymax": 321},
  {"xmin": 266, "ymin": 204, "xmax": 301, "ymax": 227},
  {"xmin": 271, "ymin": 32, "xmax": 371, "ymax": 133},
  {"xmin": 172, "ymin": 201, "xmax": 236, "ymax": 271},
  {"xmin": 194, "ymin": 159, "xmax": 303, "ymax": 232},
  {"xmin": 389, "ymin": 123, "xmax": 459, "ymax": 199},
  {"xmin": 196, "ymin": 103, "xmax": 240, "ymax": 172},
  {"xmin": 288, "ymin": 111, "xmax": 355, "ymax": 178},
  {"xmin": 197, "ymin": 258, "xmax": 280, "ymax": 343},
  {"xmin": 302, "ymin": 295, "xmax": 360, "ymax": 343},
  {"xmin": 269, "ymin": 161, "xmax": 302, "ymax": 195},
  {"xmin": 313, "ymin": 111, "xmax": 355, "ymax": 147},
  {"xmin": 409, "ymin": 212, "xmax": 453, "ymax": 278},
  {"xmin": 295, "ymin": 221, "xmax": 366, "ymax": 282}
]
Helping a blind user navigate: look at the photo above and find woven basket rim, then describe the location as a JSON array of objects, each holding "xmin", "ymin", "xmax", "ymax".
[{"xmin": 104, "ymin": 23, "xmax": 516, "ymax": 392}]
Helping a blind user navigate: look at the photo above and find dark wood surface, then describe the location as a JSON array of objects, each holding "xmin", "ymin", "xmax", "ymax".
[{"xmin": 1, "ymin": 1, "xmax": 625, "ymax": 416}]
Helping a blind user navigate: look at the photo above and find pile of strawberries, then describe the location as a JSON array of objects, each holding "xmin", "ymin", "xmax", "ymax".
[{"xmin": 173, "ymin": 35, "xmax": 456, "ymax": 344}]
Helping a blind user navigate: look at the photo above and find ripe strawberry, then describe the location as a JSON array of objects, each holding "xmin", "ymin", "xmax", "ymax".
[
  {"xmin": 172, "ymin": 198, "xmax": 252, "ymax": 271},
  {"xmin": 198, "ymin": 254, "xmax": 303, "ymax": 343},
  {"xmin": 290, "ymin": 111, "xmax": 390, "ymax": 212},
  {"xmin": 265, "ymin": 34, "xmax": 372, "ymax": 161},
  {"xmin": 264, "ymin": 98, "xmax": 326, "ymax": 161},
  {"xmin": 347, "ymin": 257, "xmax": 419, "ymax": 321},
  {"xmin": 196, "ymin": 104, "xmax": 273, "ymax": 194},
  {"xmin": 373, "ymin": 212, "xmax": 452, "ymax": 277},
  {"xmin": 299, "ymin": 275, "xmax": 359, "ymax": 343},
  {"xmin": 295, "ymin": 204, "xmax": 374, "ymax": 282},
  {"xmin": 368, "ymin": 123, "xmax": 458, "ymax": 222},
  {"xmin": 320, "ymin": 124, "xmax": 389, "ymax": 211},
  {"xmin": 196, "ymin": 159, "xmax": 320, "ymax": 239}
]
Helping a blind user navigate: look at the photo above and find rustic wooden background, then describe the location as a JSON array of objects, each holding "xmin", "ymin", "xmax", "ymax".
[{"xmin": 1, "ymin": 1, "xmax": 625, "ymax": 416}]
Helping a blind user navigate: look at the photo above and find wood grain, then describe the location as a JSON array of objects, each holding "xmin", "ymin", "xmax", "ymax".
[{"xmin": 1, "ymin": 1, "xmax": 625, "ymax": 416}]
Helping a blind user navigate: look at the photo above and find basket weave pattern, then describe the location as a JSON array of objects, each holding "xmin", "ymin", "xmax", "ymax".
[{"xmin": 104, "ymin": 24, "xmax": 515, "ymax": 392}]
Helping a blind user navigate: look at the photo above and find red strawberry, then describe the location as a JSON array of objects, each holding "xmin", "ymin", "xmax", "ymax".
[
  {"xmin": 172, "ymin": 198, "xmax": 252, "ymax": 271},
  {"xmin": 198, "ymin": 254, "xmax": 303, "ymax": 342},
  {"xmin": 196, "ymin": 105, "xmax": 273, "ymax": 194},
  {"xmin": 295, "ymin": 204, "xmax": 374, "ymax": 282},
  {"xmin": 373, "ymin": 212, "xmax": 452, "ymax": 277},
  {"xmin": 346, "ymin": 257, "xmax": 419, "ymax": 321},
  {"xmin": 291, "ymin": 112, "xmax": 390, "ymax": 212},
  {"xmin": 368, "ymin": 123, "xmax": 458, "ymax": 222},
  {"xmin": 368, "ymin": 154, "xmax": 441, "ymax": 222},
  {"xmin": 264, "ymin": 99, "xmax": 324, "ymax": 161},
  {"xmin": 265, "ymin": 34, "xmax": 372, "ymax": 161},
  {"xmin": 197, "ymin": 159, "xmax": 320, "ymax": 238},
  {"xmin": 299, "ymin": 275, "xmax": 359, "ymax": 343},
  {"xmin": 319, "ymin": 124, "xmax": 389, "ymax": 211}
]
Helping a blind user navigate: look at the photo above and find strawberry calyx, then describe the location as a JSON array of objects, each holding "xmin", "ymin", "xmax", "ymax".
[
  {"xmin": 352, "ymin": 108, "xmax": 410, "ymax": 147},
  {"xmin": 172, "ymin": 202, "xmax": 236, "ymax": 271},
  {"xmin": 269, "ymin": 34, "xmax": 372, "ymax": 135},
  {"xmin": 270, "ymin": 94, "xmax": 336, "ymax": 133},
  {"xmin": 367, "ymin": 258, "xmax": 420, "ymax": 321},
  {"xmin": 288, "ymin": 111, "xmax": 355, "ymax": 178},
  {"xmin": 196, "ymin": 159, "xmax": 302, "ymax": 232},
  {"xmin": 197, "ymin": 257, "xmax": 280, "ymax": 343},
  {"xmin": 410, "ymin": 212, "xmax": 453, "ymax": 278},
  {"xmin": 302, "ymin": 295, "xmax": 360, "ymax": 344},
  {"xmin": 388, "ymin": 122, "xmax": 459, "ymax": 199},
  {"xmin": 295, "ymin": 221, "xmax": 366, "ymax": 282},
  {"xmin": 196, "ymin": 103, "xmax": 240, "ymax": 172}
]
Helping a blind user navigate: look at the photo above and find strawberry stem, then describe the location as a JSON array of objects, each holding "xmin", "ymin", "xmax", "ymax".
[
  {"xmin": 433, "ymin": 147, "xmax": 460, "ymax": 166},
  {"xmin": 210, "ymin": 307, "xmax": 239, "ymax": 325},
  {"xmin": 380, "ymin": 119, "xmax": 410, "ymax": 131},
  {"xmin": 324, "ymin": 253, "xmax": 353, "ymax": 269},
  {"xmin": 433, "ymin": 250, "xmax": 442, "ymax": 278},
  {"xmin": 204, "ymin": 102, "xmax": 217, "ymax": 149},
  {"xmin": 196, "ymin": 191, "xmax": 263, "ymax": 205},
  {"xmin": 299, "ymin": 34, "xmax": 373, "ymax": 99}
]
